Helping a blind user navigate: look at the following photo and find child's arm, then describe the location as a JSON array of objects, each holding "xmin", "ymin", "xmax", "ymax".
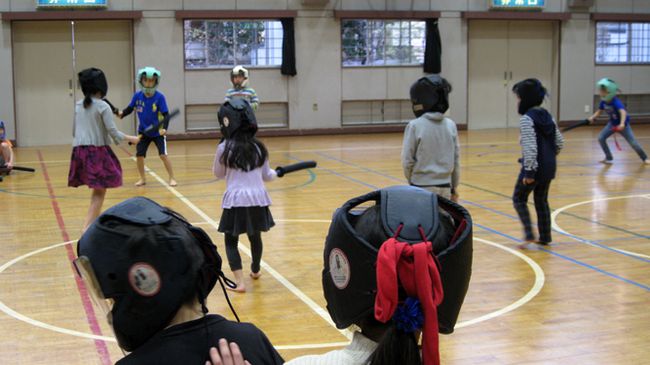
[
  {"xmin": 261, "ymin": 158, "xmax": 278, "ymax": 181},
  {"xmin": 554, "ymin": 118, "xmax": 565, "ymax": 154},
  {"xmin": 401, "ymin": 123, "xmax": 417, "ymax": 183},
  {"xmin": 99, "ymin": 101, "xmax": 138, "ymax": 144},
  {"xmin": 212, "ymin": 143, "xmax": 226, "ymax": 179},
  {"xmin": 1, "ymin": 141, "xmax": 14, "ymax": 169},
  {"xmin": 249, "ymin": 88, "xmax": 259, "ymax": 111},
  {"xmin": 520, "ymin": 115, "xmax": 538, "ymax": 182},
  {"xmin": 588, "ymin": 101, "xmax": 604, "ymax": 123},
  {"xmin": 451, "ymin": 124, "xmax": 460, "ymax": 201},
  {"xmin": 618, "ymin": 108, "xmax": 627, "ymax": 129},
  {"xmin": 119, "ymin": 94, "xmax": 138, "ymax": 119}
]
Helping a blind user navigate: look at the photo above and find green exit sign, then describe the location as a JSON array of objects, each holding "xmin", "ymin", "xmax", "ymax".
[
  {"xmin": 490, "ymin": 0, "xmax": 545, "ymax": 9},
  {"xmin": 37, "ymin": 0, "xmax": 108, "ymax": 8}
]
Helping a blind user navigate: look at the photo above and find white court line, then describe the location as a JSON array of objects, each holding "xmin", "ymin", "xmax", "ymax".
[
  {"xmin": 0, "ymin": 234, "xmax": 544, "ymax": 348},
  {"xmin": 455, "ymin": 238, "xmax": 545, "ymax": 328},
  {"xmin": 0, "ymin": 241, "xmax": 116, "ymax": 342},
  {"xmin": 551, "ymin": 194, "xmax": 650, "ymax": 259}
]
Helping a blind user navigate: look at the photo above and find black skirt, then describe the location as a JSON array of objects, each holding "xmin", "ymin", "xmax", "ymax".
[{"xmin": 218, "ymin": 206, "xmax": 275, "ymax": 236}]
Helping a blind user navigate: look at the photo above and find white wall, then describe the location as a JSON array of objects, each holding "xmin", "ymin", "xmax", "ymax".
[
  {"xmin": 290, "ymin": 12, "xmax": 341, "ymax": 129},
  {"xmin": 133, "ymin": 14, "xmax": 186, "ymax": 133},
  {"xmin": 559, "ymin": 15, "xmax": 595, "ymax": 121}
]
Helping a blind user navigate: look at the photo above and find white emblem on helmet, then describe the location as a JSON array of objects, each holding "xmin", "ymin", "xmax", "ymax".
[
  {"xmin": 329, "ymin": 248, "xmax": 351, "ymax": 290},
  {"xmin": 128, "ymin": 263, "xmax": 161, "ymax": 297}
]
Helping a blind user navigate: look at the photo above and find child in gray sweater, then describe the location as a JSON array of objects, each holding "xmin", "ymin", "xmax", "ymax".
[{"xmin": 402, "ymin": 75, "xmax": 459, "ymax": 202}]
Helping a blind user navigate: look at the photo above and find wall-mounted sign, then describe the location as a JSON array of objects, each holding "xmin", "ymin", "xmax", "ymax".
[
  {"xmin": 36, "ymin": 0, "xmax": 108, "ymax": 9},
  {"xmin": 490, "ymin": 0, "xmax": 545, "ymax": 9}
]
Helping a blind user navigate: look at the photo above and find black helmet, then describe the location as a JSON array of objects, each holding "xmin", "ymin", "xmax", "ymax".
[
  {"xmin": 410, "ymin": 75, "xmax": 452, "ymax": 117},
  {"xmin": 75, "ymin": 197, "xmax": 224, "ymax": 352},
  {"xmin": 218, "ymin": 98, "xmax": 258, "ymax": 139},
  {"xmin": 322, "ymin": 186, "xmax": 473, "ymax": 334}
]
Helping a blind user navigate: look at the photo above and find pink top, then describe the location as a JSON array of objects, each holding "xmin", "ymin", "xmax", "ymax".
[{"xmin": 212, "ymin": 142, "xmax": 277, "ymax": 209}]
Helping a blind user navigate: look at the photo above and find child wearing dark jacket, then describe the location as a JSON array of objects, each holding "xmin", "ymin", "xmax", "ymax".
[{"xmin": 512, "ymin": 79, "xmax": 564, "ymax": 247}]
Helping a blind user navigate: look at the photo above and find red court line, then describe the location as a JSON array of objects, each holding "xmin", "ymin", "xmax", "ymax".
[{"xmin": 36, "ymin": 151, "xmax": 112, "ymax": 365}]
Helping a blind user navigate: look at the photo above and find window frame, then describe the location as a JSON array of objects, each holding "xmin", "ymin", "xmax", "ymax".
[
  {"xmin": 183, "ymin": 19, "xmax": 284, "ymax": 71},
  {"xmin": 340, "ymin": 18, "xmax": 426, "ymax": 68},
  {"xmin": 595, "ymin": 21, "xmax": 650, "ymax": 66}
]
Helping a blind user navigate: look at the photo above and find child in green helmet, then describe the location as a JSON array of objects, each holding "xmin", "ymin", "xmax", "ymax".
[
  {"xmin": 587, "ymin": 78, "xmax": 648, "ymax": 164},
  {"xmin": 119, "ymin": 67, "xmax": 178, "ymax": 185}
]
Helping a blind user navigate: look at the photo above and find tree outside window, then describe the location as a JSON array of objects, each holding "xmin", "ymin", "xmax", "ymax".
[{"xmin": 184, "ymin": 20, "xmax": 283, "ymax": 69}]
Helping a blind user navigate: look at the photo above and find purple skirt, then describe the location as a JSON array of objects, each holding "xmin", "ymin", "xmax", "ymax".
[{"xmin": 68, "ymin": 146, "xmax": 123, "ymax": 189}]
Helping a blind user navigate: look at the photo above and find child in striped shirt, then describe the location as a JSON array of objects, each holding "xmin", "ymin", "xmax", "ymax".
[
  {"xmin": 511, "ymin": 78, "xmax": 564, "ymax": 248},
  {"xmin": 224, "ymin": 65, "xmax": 259, "ymax": 111}
]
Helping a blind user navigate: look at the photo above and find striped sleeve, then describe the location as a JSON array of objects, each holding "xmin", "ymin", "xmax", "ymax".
[
  {"xmin": 520, "ymin": 115, "xmax": 538, "ymax": 178},
  {"xmin": 553, "ymin": 118, "xmax": 564, "ymax": 154},
  {"xmin": 248, "ymin": 87, "xmax": 259, "ymax": 110}
]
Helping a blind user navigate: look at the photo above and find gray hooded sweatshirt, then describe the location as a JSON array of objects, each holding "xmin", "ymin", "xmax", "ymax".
[{"xmin": 401, "ymin": 112, "xmax": 460, "ymax": 189}]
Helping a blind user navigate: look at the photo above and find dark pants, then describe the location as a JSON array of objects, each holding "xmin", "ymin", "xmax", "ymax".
[
  {"xmin": 224, "ymin": 232, "xmax": 263, "ymax": 273},
  {"xmin": 513, "ymin": 175, "xmax": 553, "ymax": 243}
]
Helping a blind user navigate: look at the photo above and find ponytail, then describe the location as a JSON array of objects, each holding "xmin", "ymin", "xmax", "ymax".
[
  {"xmin": 368, "ymin": 322, "xmax": 421, "ymax": 365},
  {"xmin": 83, "ymin": 95, "xmax": 93, "ymax": 109}
]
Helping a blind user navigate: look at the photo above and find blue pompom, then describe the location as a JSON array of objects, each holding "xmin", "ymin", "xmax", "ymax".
[{"xmin": 393, "ymin": 297, "xmax": 424, "ymax": 333}]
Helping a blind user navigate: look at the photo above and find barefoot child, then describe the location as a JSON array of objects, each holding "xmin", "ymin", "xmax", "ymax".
[
  {"xmin": 212, "ymin": 99, "xmax": 276, "ymax": 292},
  {"xmin": 119, "ymin": 67, "xmax": 178, "ymax": 186},
  {"xmin": 68, "ymin": 68, "xmax": 139, "ymax": 231}
]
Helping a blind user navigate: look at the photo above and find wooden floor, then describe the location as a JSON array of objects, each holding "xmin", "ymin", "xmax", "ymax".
[{"xmin": 1, "ymin": 126, "xmax": 649, "ymax": 365}]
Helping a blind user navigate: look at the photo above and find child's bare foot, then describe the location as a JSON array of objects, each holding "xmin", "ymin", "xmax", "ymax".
[
  {"xmin": 226, "ymin": 285, "xmax": 246, "ymax": 293},
  {"xmin": 228, "ymin": 270, "xmax": 246, "ymax": 292},
  {"xmin": 599, "ymin": 159, "xmax": 613, "ymax": 164},
  {"xmin": 643, "ymin": 160, "xmax": 649, "ymax": 165},
  {"xmin": 250, "ymin": 271, "xmax": 262, "ymax": 280},
  {"xmin": 168, "ymin": 178, "xmax": 177, "ymax": 187},
  {"xmin": 135, "ymin": 179, "xmax": 146, "ymax": 186}
]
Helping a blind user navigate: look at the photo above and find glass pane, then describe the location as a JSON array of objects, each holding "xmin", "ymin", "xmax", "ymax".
[
  {"xmin": 184, "ymin": 20, "xmax": 282, "ymax": 69},
  {"xmin": 368, "ymin": 20, "xmax": 385, "ymax": 65},
  {"xmin": 341, "ymin": 20, "xmax": 369, "ymax": 66},
  {"xmin": 631, "ymin": 23, "xmax": 650, "ymax": 63},
  {"xmin": 207, "ymin": 21, "xmax": 235, "ymax": 67},
  {"xmin": 184, "ymin": 20, "xmax": 208, "ymax": 68},
  {"xmin": 596, "ymin": 22, "xmax": 630, "ymax": 63}
]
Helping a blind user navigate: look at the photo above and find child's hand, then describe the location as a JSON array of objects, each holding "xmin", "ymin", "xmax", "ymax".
[
  {"xmin": 587, "ymin": 117, "xmax": 594, "ymax": 124},
  {"xmin": 126, "ymin": 135, "xmax": 140, "ymax": 145},
  {"xmin": 159, "ymin": 129, "xmax": 167, "ymax": 136},
  {"xmin": 522, "ymin": 177, "xmax": 535, "ymax": 185},
  {"xmin": 117, "ymin": 111, "xmax": 123, "ymax": 119},
  {"xmin": 206, "ymin": 339, "xmax": 250, "ymax": 365}
]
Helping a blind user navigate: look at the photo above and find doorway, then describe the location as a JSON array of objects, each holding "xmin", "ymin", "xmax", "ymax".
[
  {"xmin": 468, "ymin": 20, "xmax": 559, "ymax": 130},
  {"xmin": 13, "ymin": 20, "xmax": 134, "ymax": 146}
]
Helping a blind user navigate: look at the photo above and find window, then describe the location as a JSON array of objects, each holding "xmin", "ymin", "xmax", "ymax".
[
  {"xmin": 596, "ymin": 22, "xmax": 650, "ymax": 64},
  {"xmin": 184, "ymin": 20, "xmax": 283, "ymax": 69},
  {"xmin": 341, "ymin": 20, "xmax": 425, "ymax": 67}
]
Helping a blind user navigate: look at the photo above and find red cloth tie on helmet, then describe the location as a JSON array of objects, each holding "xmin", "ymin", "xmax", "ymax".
[{"xmin": 374, "ymin": 226, "xmax": 444, "ymax": 365}]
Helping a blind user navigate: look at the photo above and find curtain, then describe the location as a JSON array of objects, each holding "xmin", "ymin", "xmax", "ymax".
[
  {"xmin": 281, "ymin": 18, "xmax": 297, "ymax": 76},
  {"xmin": 423, "ymin": 18, "xmax": 441, "ymax": 74}
]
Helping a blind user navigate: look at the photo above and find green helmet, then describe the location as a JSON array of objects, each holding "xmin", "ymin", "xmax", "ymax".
[
  {"xmin": 597, "ymin": 78, "xmax": 618, "ymax": 102},
  {"xmin": 137, "ymin": 67, "xmax": 161, "ymax": 94}
]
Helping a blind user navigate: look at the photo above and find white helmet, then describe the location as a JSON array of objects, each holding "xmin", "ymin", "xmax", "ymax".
[{"xmin": 230, "ymin": 65, "xmax": 249, "ymax": 88}]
